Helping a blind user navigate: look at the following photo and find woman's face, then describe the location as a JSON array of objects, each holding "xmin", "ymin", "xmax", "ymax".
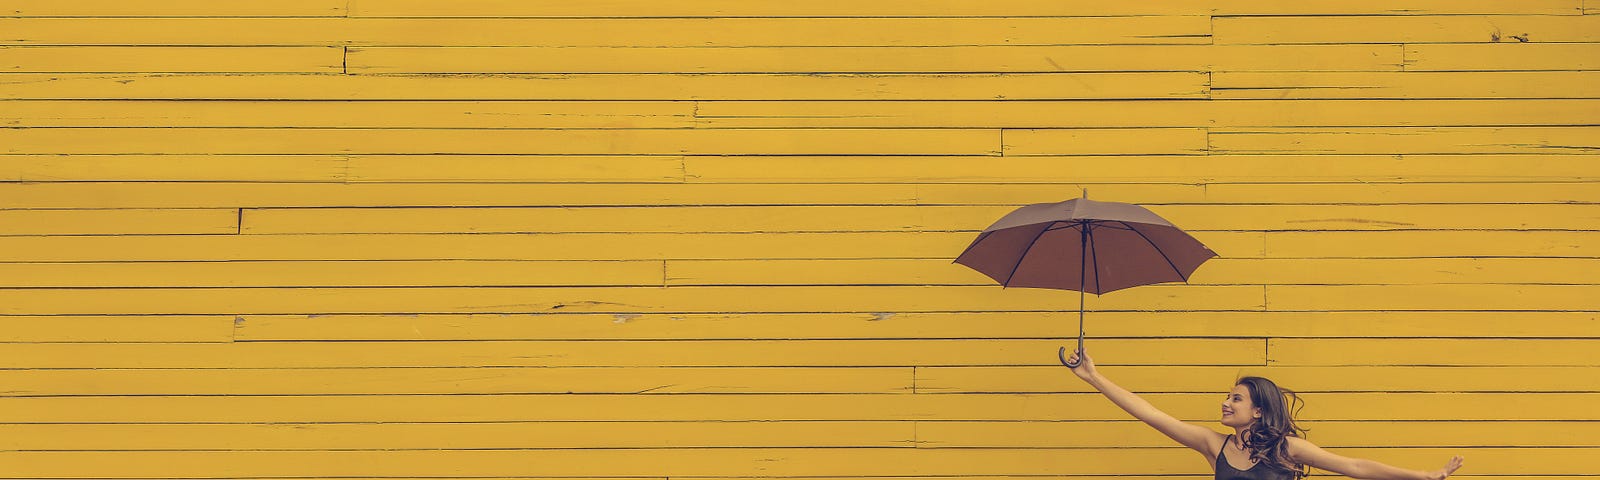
[{"xmin": 1221, "ymin": 384, "xmax": 1262, "ymax": 427}]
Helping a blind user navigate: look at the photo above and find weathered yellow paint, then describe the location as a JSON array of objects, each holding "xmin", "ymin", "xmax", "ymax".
[
  {"xmin": 1002, "ymin": 128, "xmax": 1209, "ymax": 155},
  {"xmin": 0, "ymin": 316, "xmax": 234, "ymax": 343},
  {"xmin": 920, "ymin": 421, "xmax": 1600, "ymax": 447},
  {"xmin": 663, "ymin": 258, "xmax": 1600, "ymax": 286},
  {"xmin": 0, "ymin": 366, "xmax": 915, "ymax": 395},
  {"xmin": 0, "ymin": 128, "xmax": 1002, "ymax": 155},
  {"xmin": 236, "ymin": 204, "xmax": 1600, "ymax": 234},
  {"xmin": 0, "ymin": 73, "xmax": 1213, "ymax": 100},
  {"xmin": 0, "ymin": 447, "xmax": 1590, "ymax": 476},
  {"xmin": 26, "ymin": 99, "xmax": 1595, "ymax": 129},
  {"xmin": 348, "ymin": 45, "xmax": 1403, "ymax": 74},
  {"xmin": 3, "ymin": 2, "xmax": 1594, "ymax": 478},
  {"xmin": 2, "ymin": 393, "xmax": 1593, "ymax": 423},
  {"xmin": 346, "ymin": 0, "xmax": 1583, "ymax": 17},
  {"xmin": 0, "ymin": 208, "xmax": 237, "ymax": 235},
  {"xmin": 1212, "ymin": 71, "xmax": 1600, "ymax": 99},
  {"xmin": 696, "ymin": 100, "xmax": 1600, "ymax": 128},
  {"xmin": 0, "ymin": 421, "xmax": 919, "ymax": 450},
  {"xmin": 0, "ymin": 46, "xmax": 343, "ymax": 73},
  {"xmin": 229, "ymin": 312, "xmax": 1600, "ymax": 341},
  {"xmin": 685, "ymin": 154, "xmax": 1600, "ymax": 183},
  {"xmin": 917, "ymin": 366, "xmax": 1600, "ymax": 393},
  {"xmin": 1215, "ymin": 15, "xmax": 1600, "ymax": 44},
  {"xmin": 0, "ymin": 0, "xmax": 346, "ymax": 16},
  {"xmin": 1269, "ymin": 339, "xmax": 1600, "ymax": 366},
  {"xmin": 0, "ymin": 17, "xmax": 1213, "ymax": 46},
  {"xmin": 0, "ymin": 155, "xmax": 350, "ymax": 182},
  {"xmin": 2, "ymin": 420, "xmax": 1590, "ymax": 451},
  {"xmin": 1211, "ymin": 127, "xmax": 1600, "ymax": 154},
  {"xmin": 1267, "ymin": 285, "xmax": 1600, "ymax": 310},
  {"xmin": 0, "ymin": 339, "xmax": 1263, "ymax": 368},
  {"xmin": 0, "ymin": 285, "xmax": 1267, "ymax": 315},
  {"xmin": 1406, "ymin": 43, "xmax": 1600, "ymax": 71},
  {"xmin": 0, "ymin": 260, "xmax": 666, "ymax": 287},
  {"xmin": 1264, "ymin": 231, "xmax": 1600, "ymax": 258},
  {"xmin": 0, "ymin": 100, "xmax": 697, "ymax": 128}
]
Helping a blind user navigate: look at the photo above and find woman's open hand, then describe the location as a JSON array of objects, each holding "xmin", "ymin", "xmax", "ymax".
[{"xmin": 1427, "ymin": 456, "xmax": 1464, "ymax": 480}]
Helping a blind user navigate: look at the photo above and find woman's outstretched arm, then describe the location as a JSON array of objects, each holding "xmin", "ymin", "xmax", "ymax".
[
  {"xmin": 1287, "ymin": 436, "xmax": 1464, "ymax": 480},
  {"xmin": 1064, "ymin": 350, "xmax": 1221, "ymax": 456}
]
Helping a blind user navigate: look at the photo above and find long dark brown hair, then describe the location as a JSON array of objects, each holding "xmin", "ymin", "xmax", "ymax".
[{"xmin": 1236, "ymin": 376, "xmax": 1309, "ymax": 478}]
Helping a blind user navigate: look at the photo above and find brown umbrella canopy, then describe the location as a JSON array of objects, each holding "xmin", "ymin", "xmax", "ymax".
[{"xmin": 955, "ymin": 198, "xmax": 1216, "ymax": 295}]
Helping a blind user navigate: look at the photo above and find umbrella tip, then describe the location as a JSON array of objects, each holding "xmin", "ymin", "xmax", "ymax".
[{"xmin": 1081, "ymin": 187, "xmax": 1088, "ymax": 199}]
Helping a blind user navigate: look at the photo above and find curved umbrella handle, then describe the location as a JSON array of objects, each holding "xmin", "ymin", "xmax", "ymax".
[{"xmin": 1058, "ymin": 346, "xmax": 1082, "ymax": 368}]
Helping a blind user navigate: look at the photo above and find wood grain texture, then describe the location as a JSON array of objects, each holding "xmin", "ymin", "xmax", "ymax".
[{"xmin": 3, "ymin": 3, "xmax": 1596, "ymax": 479}]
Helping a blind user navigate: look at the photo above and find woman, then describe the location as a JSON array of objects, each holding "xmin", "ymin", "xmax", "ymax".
[{"xmin": 1063, "ymin": 350, "xmax": 1465, "ymax": 480}]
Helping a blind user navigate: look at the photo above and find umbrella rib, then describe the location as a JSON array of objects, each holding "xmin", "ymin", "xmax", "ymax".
[
  {"xmin": 1119, "ymin": 221, "xmax": 1189, "ymax": 282},
  {"xmin": 1000, "ymin": 222, "xmax": 1060, "ymax": 287},
  {"xmin": 1087, "ymin": 222, "xmax": 1102, "ymax": 294}
]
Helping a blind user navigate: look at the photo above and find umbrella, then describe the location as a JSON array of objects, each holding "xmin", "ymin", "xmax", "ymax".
[{"xmin": 954, "ymin": 196, "xmax": 1216, "ymax": 367}]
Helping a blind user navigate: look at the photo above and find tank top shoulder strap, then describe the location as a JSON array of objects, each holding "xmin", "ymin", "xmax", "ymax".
[{"xmin": 1218, "ymin": 434, "xmax": 1231, "ymax": 458}]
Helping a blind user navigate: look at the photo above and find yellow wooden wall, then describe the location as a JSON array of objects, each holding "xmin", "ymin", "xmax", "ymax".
[{"xmin": 2, "ymin": 0, "xmax": 1598, "ymax": 478}]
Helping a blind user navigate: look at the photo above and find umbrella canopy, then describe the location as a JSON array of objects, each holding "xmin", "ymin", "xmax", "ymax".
[
  {"xmin": 954, "ymin": 197, "xmax": 1217, "ymax": 366},
  {"xmin": 955, "ymin": 197, "xmax": 1216, "ymax": 294}
]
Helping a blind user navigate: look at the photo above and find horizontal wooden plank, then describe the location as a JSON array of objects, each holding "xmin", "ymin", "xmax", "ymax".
[
  {"xmin": 1406, "ymin": 43, "xmax": 1600, "ymax": 71},
  {"xmin": 0, "ymin": 260, "xmax": 665, "ymax": 287},
  {"xmin": 0, "ymin": 447, "xmax": 1586, "ymax": 476},
  {"xmin": 3, "ymin": 229, "xmax": 1591, "ymax": 264},
  {"xmin": 0, "ymin": 100, "xmax": 695, "ymax": 128},
  {"xmin": 1210, "ymin": 127, "xmax": 1600, "ymax": 154},
  {"xmin": 917, "ymin": 366, "xmax": 1600, "ymax": 393},
  {"xmin": 347, "ymin": 45, "xmax": 1403, "ymax": 74},
  {"xmin": 0, "ymin": 232, "xmax": 997, "ymax": 262},
  {"xmin": 0, "ymin": 46, "xmax": 343, "ymax": 73},
  {"xmin": 1216, "ymin": 15, "xmax": 1600, "ymax": 44},
  {"xmin": 346, "ymin": 0, "xmax": 1583, "ymax": 17},
  {"xmin": 43, "ymin": 99, "xmax": 1598, "ymax": 129},
  {"xmin": 1266, "ymin": 284, "xmax": 1600, "ymax": 311},
  {"xmin": 6, "ymin": 182, "xmax": 1598, "ymax": 209},
  {"xmin": 1193, "ymin": 182, "xmax": 1600, "ymax": 204},
  {"xmin": 231, "ymin": 312, "xmax": 1600, "ymax": 341},
  {"xmin": 0, "ymin": 155, "xmax": 685, "ymax": 183},
  {"xmin": 1, "ymin": 420, "xmax": 1590, "ymax": 451},
  {"xmin": 1270, "ymin": 339, "xmax": 1600, "ymax": 366},
  {"xmin": 0, "ymin": 209, "xmax": 237, "ymax": 235},
  {"xmin": 0, "ymin": 316, "xmax": 234, "ymax": 343},
  {"xmin": 0, "ymin": 421, "xmax": 916, "ymax": 450},
  {"xmin": 918, "ymin": 182, "xmax": 1600, "ymax": 205},
  {"xmin": 0, "ymin": 339, "xmax": 1262, "ymax": 368},
  {"xmin": 696, "ymin": 99, "xmax": 1600, "ymax": 128},
  {"xmin": 0, "ymin": 285, "xmax": 1266, "ymax": 315},
  {"xmin": 1212, "ymin": 71, "xmax": 1600, "ymax": 99},
  {"xmin": 0, "ymin": 73, "xmax": 1211, "ymax": 100},
  {"xmin": 921, "ymin": 420, "xmax": 1600, "ymax": 447},
  {"xmin": 0, "ymin": 17, "xmax": 1211, "ymax": 47},
  {"xmin": 0, "ymin": 0, "xmax": 346, "ymax": 16},
  {"xmin": 0, "ymin": 128, "xmax": 1003, "ymax": 155},
  {"xmin": 0, "ymin": 367, "xmax": 913, "ymax": 396},
  {"xmin": 1, "ymin": 392, "xmax": 1592, "ymax": 423},
  {"xmin": 1002, "ymin": 128, "xmax": 1208, "ymax": 155},
  {"xmin": 685, "ymin": 154, "xmax": 1600, "ymax": 183},
  {"xmin": 0, "ymin": 155, "xmax": 349, "ymax": 182},
  {"xmin": 238, "ymin": 204, "xmax": 1600, "ymax": 234},
  {"xmin": 665, "ymin": 258, "xmax": 1600, "ymax": 286},
  {"xmin": 1263, "ymin": 231, "xmax": 1600, "ymax": 258}
]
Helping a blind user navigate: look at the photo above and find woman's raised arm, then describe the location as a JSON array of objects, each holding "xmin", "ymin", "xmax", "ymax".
[
  {"xmin": 1286, "ymin": 437, "xmax": 1464, "ymax": 480},
  {"xmin": 1064, "ymin": 350, "xmax": 1223, "ymax": 457}
]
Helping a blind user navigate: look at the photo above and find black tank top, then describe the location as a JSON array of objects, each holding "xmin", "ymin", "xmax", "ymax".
[{"xmin": 1215, "ymin": 434, "xmax": 1296, "ymax": 480}]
